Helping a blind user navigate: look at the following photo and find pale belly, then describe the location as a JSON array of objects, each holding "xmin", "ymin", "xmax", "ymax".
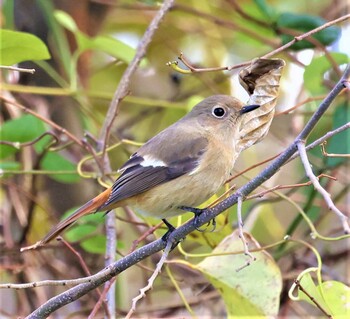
[{"xmin": 127, "ymin": 149, "xmax": 235, "ymax": 219}]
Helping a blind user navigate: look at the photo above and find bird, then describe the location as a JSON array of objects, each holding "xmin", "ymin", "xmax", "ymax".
[{"xmin": 23, "ymin": 95, "xmax": 260, "ymax": 250}]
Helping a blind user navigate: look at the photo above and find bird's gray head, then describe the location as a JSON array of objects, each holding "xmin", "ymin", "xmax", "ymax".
[{"xmin": 187, "ymin": 95, "xmax": 260, "ymax": 129}]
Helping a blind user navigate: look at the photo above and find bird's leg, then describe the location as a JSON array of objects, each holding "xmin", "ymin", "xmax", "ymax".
[
  {"xmin": 161, "ymin": 218, "xmax": 176, "ymax": 239},
  {"xmin": 161, "ymin": 219, "xmax": 182, "ymax": 250},
  {"xmin": 178, "ymin": 206, "xmax": 216, "ymax": 232}
]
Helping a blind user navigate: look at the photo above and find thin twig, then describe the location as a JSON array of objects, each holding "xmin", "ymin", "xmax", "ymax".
[
  {"xmin": 258, "ymin": 14, "xmax": 350, "ymax": 62},
  {"xmin": 0, "ymin": 270, "xmax": 110, "ymax": 289},
  {"xmin": 125, "ymin": 240, "xmax": 173, "ymax": 319},
  {"xmin": 168, "ymin": 13, "xmax": 350, "ymax": 74},
  {"xmin": 88, "ymin": 279, "xmax": 115, "ymax": 319},
  {"xmin": 58, "ymin": 237, "xmax": 92, "ymax": 277},
  {"xmin": 289, "ymin": 122, "xmax": 350, "ymax": 162},
  {"xmin": 129, "ymin": 222, "xmax": 163, "ymax": 253},
  {"xmin": 0, "ymin": 131, "xmax": 59, "ymax": 149},
  {"xmin": 1, "ymin": 96, "xmax": 85, "ymax": 148},
  {"xmin": 231, "ymin": 118, "xmax": 349, "ymax": 183},
  {"xmin": 227, "ymin": 0, "xmax": 270, "ymax": 28},
  {"xmin": 58, "ymin": 237, "xmax": 110, "ymax": 317},
  {"xmin": 99, "ymin": 0, "xmax": 175, "ymax": 155},
  {"xmin": 321, "ymin": 141, "xmax": 350, "ymax": 158},
  {"xmin": 208, "ymin": 184, "xmax": 236, "ymax": 208},
  {"xmin": 226, "ymin": 153, "xmax": 280, "ymax": 183},
  {"xmin": 275, "ymin": 95, "xmax": 326, "ymax": 116},
  {"xmin": 297, "ymin": 140, "xmax": 349, "ymax": 233},
  {"xmin": 235, "ymin": 196, "xmax": 256, "ymax": 272},
  {"xmin": 174, "ymin": 4, "xmax": 277, "ymax": 50},
  {"xmin": 294, "ymin": 279, "xmax": 333, "ymax": 318},
  {"xmin": 0, "ymin": 65, "xmax": 36, "ymax": 74},
  {"xmin": 277, "ymin": 26, "xmax": 342, "ymax": 77},
  {"xmin": 247, "ymin": 174, "xmax": 337, "ymax": 200}
]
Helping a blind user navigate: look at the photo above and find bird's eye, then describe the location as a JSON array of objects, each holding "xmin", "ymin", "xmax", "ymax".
[{"xmin": 212, "ymin": 106, "xmax": 226, "ymax": 118}]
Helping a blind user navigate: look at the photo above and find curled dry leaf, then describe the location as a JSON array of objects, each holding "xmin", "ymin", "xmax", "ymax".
[{"xmin": 237, "ymin": 58, "xmax": 286, "ymax": 152}]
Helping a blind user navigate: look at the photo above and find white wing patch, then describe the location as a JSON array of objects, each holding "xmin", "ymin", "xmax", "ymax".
[{"xmin": 140, "ymin": 155, "xmax": 167, "ymax": 168}]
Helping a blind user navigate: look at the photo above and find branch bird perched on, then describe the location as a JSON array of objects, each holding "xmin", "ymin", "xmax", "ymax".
[{"xmin": 22, "ymin": 58, "xmax": 285, "ymax": 251}]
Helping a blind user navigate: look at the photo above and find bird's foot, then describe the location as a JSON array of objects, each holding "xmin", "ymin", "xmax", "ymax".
[{"xmin": 178, "ymin": 206, "xmax": 216, "ymax": 232}]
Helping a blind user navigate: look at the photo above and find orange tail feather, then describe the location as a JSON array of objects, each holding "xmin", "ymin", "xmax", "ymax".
[{"xmin": 21, "ymin": 188, "xmax": 112, "ymax": 251}]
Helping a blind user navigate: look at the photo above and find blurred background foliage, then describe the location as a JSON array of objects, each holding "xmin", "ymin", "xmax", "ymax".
[{"xmin": 0, "ymin": 0, "xmax": 349, "ymax": 317}]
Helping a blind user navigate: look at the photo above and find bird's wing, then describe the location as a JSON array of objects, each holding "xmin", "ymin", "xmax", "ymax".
[{"xmin": 101, "ymin": 135, "xmax": 208, "ymax": 208}]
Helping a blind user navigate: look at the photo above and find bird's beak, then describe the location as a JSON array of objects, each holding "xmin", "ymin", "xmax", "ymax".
[{"xmin": 240, "ymin": 104, "xmax": 260, "ymax": 115}]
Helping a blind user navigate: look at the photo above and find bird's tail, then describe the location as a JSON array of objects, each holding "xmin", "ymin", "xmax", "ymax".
[{"xmin": 21, "ymin": 187, "xmax": 112, "ymax": 251}]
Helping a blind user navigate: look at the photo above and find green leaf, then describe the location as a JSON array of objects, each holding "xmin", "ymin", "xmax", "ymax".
[
  {"xmin": 80, "ymin": 235, "xmax": 106, "ymax": 254},
  {"xmin": 2, "ymin": 0, "xmax": 14, "ymax": 29},
  {"xmin": 0, "ymin": 161, "xmax": 21, "ymax": 170},
  {"xmin": 251, "ymin": 203, "xmax": 285, "ymax": 243},
  {"xmin": 0, "ymin": 29, "xmax": 51, "ymax": 65},
  {"xmin": 186, "ymin": 95, "xmax": 205, "ymax": 112},
  {"xmin": 41, "ymin": 152, "xmax": 79, "ymax": 183},
  {"xmin": 37, "ymin": 0, "xmax": 72, "ymax": 77},
  {"xmin": 54, "ymin": 10, "xmax": 78, "ymax": 32},
  {"xmin": 304, "ymin": 53, "xmax": 349, "ymax": 95},
  {"xmin": 320, "ymin": 281, "xmax": 350, "ymax": 317},
  {"xmin": 326, "ymin": 103, "xmax": 350, "ymax": 167},
  {"xmin": 65, "ymin": 224, "xmax": 98, "ymax": 242},
  {"xmin": 277, "ymin": 13, "xmax": 341, "ymax": 51},
  {"xmin": 254, "ymin": 0, "xmax": 277, "ymax": 21},
  {"xmin": 0, "ymin": 115, "xmax": 46, "ymax": 159},
  {"xmin": 196, "ymin": 231, "xmax": 282, "ymax": 316},
  {"xmin": 54, "ymin": 10, "xmax": 138, "ymax": 64},
  {"xmin": 60, "ymin": 208, "xmax": 105, "ymax": 225},
  {"xmin": 90, "ymin": 36, "xmax": 138, "ymax": 65}
]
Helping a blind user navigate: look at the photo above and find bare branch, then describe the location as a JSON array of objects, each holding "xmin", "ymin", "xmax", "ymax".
[{"xmin": 297, "ymin": 140, "xmax": 349, "ymax": 234}]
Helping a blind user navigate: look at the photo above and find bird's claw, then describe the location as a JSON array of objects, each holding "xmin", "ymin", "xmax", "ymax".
[{"xmin": 178, "ymin": 206, "xmax": 216, "ymax": 232}]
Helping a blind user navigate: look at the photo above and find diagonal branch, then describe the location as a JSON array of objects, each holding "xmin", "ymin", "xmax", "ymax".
[
  {"xmin": 98, "ymin": 0, "xmax": 175, "ymax": 153},
  {"xmin": 25, "ymin": 64, "xmax": 350, "ymax": 319}
]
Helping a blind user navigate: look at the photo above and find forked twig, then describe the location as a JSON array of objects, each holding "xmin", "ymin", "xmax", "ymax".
[
  {"xmin": 236, "ymin": 196, "xmax": 256, "ymax": 272},
  {"xmin": 320, "ymin": 141, "xmax": 350, "ymax": 158},
  {"xmin": 125, "ymin": 240, "xmax": 173, "ymax": 319},
  {"xmin": 168, "ymin": 14, "xmax": 350, "ymax": 74}
]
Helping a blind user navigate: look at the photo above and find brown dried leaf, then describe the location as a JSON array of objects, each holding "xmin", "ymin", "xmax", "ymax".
[{"xmin": 237, "ymin": 58, "xmax": 286, "ymax": 152}]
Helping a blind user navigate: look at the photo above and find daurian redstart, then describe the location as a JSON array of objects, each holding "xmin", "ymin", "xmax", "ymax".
[{"xmin": 26, "ymin": 95, "xmax": 261, "ymax": 249}]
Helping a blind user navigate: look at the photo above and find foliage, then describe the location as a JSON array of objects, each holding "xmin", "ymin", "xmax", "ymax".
[
  {"xmin": 0, "ymin": 0, "xmax": 349, "ymax": 318},
  {"xmin": 0, "ymin": 29, "xmax": 50, "ymax": 65}
]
